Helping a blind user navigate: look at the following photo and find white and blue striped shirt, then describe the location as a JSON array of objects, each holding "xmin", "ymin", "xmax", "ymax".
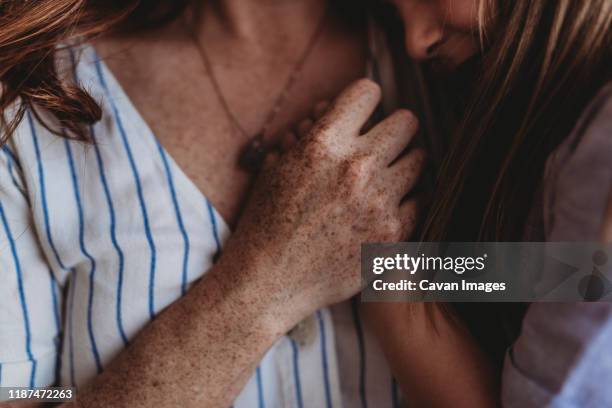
[{"xmin": 0, "ymin": 42, "xmax": 402, "ymax": 407}]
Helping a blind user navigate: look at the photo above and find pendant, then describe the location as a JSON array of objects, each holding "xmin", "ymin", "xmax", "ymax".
[{"xmin": 239, "ymin": 134, "xmax": 268, "ymax": 173}]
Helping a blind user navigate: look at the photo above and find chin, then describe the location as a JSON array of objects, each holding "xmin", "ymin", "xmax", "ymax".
[
  {"xmin": 420, "ymin": 57, "xmax": 448, "ymax": 75},
  {"xmin": 425, "ymin": 57, "xmax": 458, "ymax": 76}
]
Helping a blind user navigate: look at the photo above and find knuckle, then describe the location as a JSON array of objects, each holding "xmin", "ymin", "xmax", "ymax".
[
  {"xmin": 308, "ymin": 128, "xmax": 328, "ymax": 146},
  {"xmin": 368, "ymin": 196, "xmax": 387, "ymax": 214},
  {"xmin": 304, "ymin": 130, "xmax": 335, "ymax": 158},
  {"xmin": 302, "ymin": 141, "xmax": 322, "ymax": 160},
  {"xmin": 341, "ymin": 155, "xmax": 371, "ymax": 184},
  {"xmin": 309, "ymin": 117, "xmax": 335, "ymax": 140},
  {"xmin": 311, "ymin": 128, "xmax": 346, "ymax": 152}
]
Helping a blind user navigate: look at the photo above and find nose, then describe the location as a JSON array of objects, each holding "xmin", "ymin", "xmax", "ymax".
[{"xmin": 399, "ymin": 1, "xmax": 444, "ymax": 60}]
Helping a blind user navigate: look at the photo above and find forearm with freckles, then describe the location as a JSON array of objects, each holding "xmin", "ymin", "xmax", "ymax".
[
  {"xmin": 1, "ymin": 78, "xmax": 425, "ymax": 408},
  {"xmin": 51, "ymin": 252, "xmax": 290, "ymax": 408}
]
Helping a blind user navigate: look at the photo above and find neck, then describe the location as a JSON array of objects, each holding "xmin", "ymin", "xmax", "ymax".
[{"xmin": 197, "ymin": 0, "xmax": 329, "ymax": 41}]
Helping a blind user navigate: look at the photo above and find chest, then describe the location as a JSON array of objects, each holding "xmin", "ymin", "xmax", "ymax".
[{"xmin": 95, "ymin": 26, "xmax": 366, "ymax": 226}]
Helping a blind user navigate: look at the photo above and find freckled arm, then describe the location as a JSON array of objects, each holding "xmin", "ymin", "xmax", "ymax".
[{"xmin": 68, "ymin": 250, "xmax": 292, "ymax": 408}]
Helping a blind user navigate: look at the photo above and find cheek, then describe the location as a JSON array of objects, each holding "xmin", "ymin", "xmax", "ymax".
[
  {"xmin": 438, "ymin": 0, "xmax": 480, "ymax": 65},
  {"xmin": 451, "ymin": 33, "xmax": 479, "ymax": 65},
  {"xmin": 391, "ymin": 0, "xmax": 480, "ymax": 65},
  {"xmin": 439, "ymin": 0, "xmax": 480, "ymax": 32}
]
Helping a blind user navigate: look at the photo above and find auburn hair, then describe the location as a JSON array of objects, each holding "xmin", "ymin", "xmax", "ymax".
[
  {"xmin": 0, "ymin": 0, "xmax": 188, "ymax": 144},
  {"xmin": 2, "ymin": 0, "xmax": 610, "ymax": 238}
]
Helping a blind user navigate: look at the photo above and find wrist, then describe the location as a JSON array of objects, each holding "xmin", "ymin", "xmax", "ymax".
[{"xmin": 210, "ymin": 242, "xmax": 308, "ymax": 338}]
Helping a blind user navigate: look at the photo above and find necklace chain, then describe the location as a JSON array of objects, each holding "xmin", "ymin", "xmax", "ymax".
[{"xmin": 186, "ymin": 8, "xmax": 329, "ymax": 172}]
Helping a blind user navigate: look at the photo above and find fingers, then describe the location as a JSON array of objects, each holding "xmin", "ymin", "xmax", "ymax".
[
  {"xmin": 384, "ymin": 148, "xmax": 427, "ymax": 201},
  {"xmin": 313, "ymin": 79, "xmax": 381, "ymax": 138},
  {"xmin": 278, "ymin": 101, "xmax": 330, "ymax": 154},
  {"xmin": 278, "ymin": 118, "xmax": 315, "ymax": 154},
  {"xmin": 365, "ymin": 109, "xmax": 419, "ymax": 165}
]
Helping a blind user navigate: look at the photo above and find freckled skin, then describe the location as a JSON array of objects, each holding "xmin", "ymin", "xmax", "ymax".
[
  {"xmin": 39, "ymin": 79, "xmax": 425, "ymax": 408},
  {"xmin": 229, "ymin": 79, "xmax": 426, "ymax": 321},
  {"xmin": 94, "ymin": 5, "xmax": 367, "ymax": 228}
]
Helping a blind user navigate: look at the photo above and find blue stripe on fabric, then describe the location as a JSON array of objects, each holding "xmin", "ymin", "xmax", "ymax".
[
  {"xmin": 2, "ymin": 145, "xmax": 26, "ymax": 198},
  {"xmin": 1, "ymin": 144, "xmax": 22, "ymax": 172},
  {"xmin": 316, "ymin": 311, "xmax": 333, "ymax": 408},
  {"xmin": 29, "ymin": 111, "xmax": 71, "ymax": 385},
  {"xmin": 256, "ymin": 366, "xmax": 265, "ymax": 408},
  {"xmin": 0, "ymin": 202, "xmax": 36, "ymax": 387},
  {"xmin": 93, "ymin": 58, "xmax": 158, "ymax": 319},
  {"xmin": 68, "ymin": 270, "xmax": 77, "ymax": 386},
  {"xmin": 289, "ymin": 339, "xmax": 304, "ymax": 408},
  {"xmin": 64, "ymin": 140, "xmax": 102, "ymax": 373},
  {"xmin": 155, "ymin": 144, "xmax": 190, "ymax": 295},
  {"xmin": 48, "ymin": 270, "xmax": 61, "ymax": 336},
  {"xmin": 28, "ymin": 111, "xmax": 68, "ymax": 272},
  {"xmin": 90, "ymin": 130, "xmax": 129, "ymax": 346},
  {"xmin": 351, "ymin": 298, "xmax": 368, "ymax": 408},
  {"xmin": 68, "ymin": 48, "xmax": 129, "ymax": 346},
  {"xmin": 206, "ymin": 198, "xmax": 222, "ymax": 257},
  {"xmin": 391, "ymin": 377, "xmax": 399, "ymax": 408}
]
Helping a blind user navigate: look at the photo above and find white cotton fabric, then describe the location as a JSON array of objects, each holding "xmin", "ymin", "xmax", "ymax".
[{"xmin": 0, "ymin": 40, "xmax": 403, "ymax": 407}]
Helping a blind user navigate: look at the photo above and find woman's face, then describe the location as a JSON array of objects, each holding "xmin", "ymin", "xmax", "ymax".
[{"xmin": 390, "ymin": 0, "xmax": 480, "ymax": 71}]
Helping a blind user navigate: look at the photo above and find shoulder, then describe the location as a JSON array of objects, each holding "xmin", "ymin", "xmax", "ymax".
[
  {"xmin": 555, "ymin": 82, "xmax": 612, "ymax": 161},
  {"xmin": 541, "ymin": 82, "xmax": 612, "ymax": 241}
]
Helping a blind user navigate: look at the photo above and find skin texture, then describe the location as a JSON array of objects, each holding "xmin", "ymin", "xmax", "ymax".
[
  {"xmin": 281, "ymin": 100, "xmax": 498, "ymax": 408},
  {"xmin": 95, "ymin": 0, "xmax": 366, "ymax": 227},
  {"xmin": 232, "ymin": 81, "xmax": 425, "ymax": 317},
  {"xmin": 0, "ymin": 1, "xmax": 490, "ymax": 407},
  {"xmin": 2, "ymin": 2, "xmax": 420, "ymax": 406},
  {"xmin": 76, "ymin": 79, "xmax": 424, "ymax": 407},
  {"xmin": 2, "ymin": 80, "xmax": 425, "ymax": 408}
]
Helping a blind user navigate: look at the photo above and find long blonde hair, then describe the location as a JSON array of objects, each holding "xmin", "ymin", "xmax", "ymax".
[{"xmin": 422, "ymin": 0, "xmax": 612, "ymax": 241}]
